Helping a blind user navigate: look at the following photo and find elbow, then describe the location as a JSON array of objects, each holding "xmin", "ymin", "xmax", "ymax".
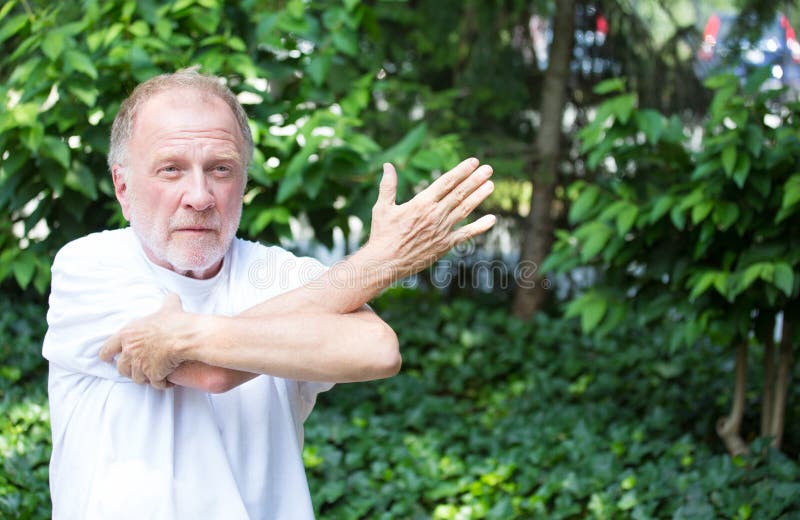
[
  {"xmin": 202, "ymin": 369, "xmax": 238, "ymax": 394},
  {"xmin": 371, "ymin": 322, "xmax": 402, "ymax": 379}
]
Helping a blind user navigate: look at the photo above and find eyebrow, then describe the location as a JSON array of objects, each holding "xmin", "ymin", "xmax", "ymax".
[{"xmin": 150, "ymin": 149, "xmax": 244, "ymax": 167}]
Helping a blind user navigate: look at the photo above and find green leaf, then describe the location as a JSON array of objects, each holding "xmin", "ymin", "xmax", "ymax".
[
  {"xmin": 332, "ymin": 29, "xmax": 358, "ymax": 56},
  {"xmin": 568, "ymin": 185, "xmax": 600, "ymax": 224},
  {"xmin": 713, "ymin": 202, "xmax": 739, "ymax": 230},
  {"xmin": 649, "ymin": 195, "xmax": 674, "ymax": 223},
  {"xmin": 773, "ymin": 263, "xmax": 795, "ymax": 297},
  {"xmin": 40, "ymin": 136, "xmax": 70, "ymax": 169},
  {"xmin": 616, "ymin": 204, "xmax": 638, "ymax": 235},
  {"xmin": 12, "ymin": 256, "xmax": 35, "ymax": 289},
  {"xmin": 689, "ymin": 272, "xmax": 718, "ymax": 300},
  {"xmin": 744, "ymin": 125, "xmax": 763, "ymax": 157},
  {"xmin": 610, "ymin": 93, "xmax": 637, "ymax": 124},
  {"xmin": 306, "ymin": 52, "xmax": 332, "ymax": 86},
  {"xmin": 732, "ymin": 169, "xmax": 748, "ymax": 189},
  {"xmin": 42, "ymin": 167, "xmax": 65, "ymax": 196},
  {"xmin": 691, "ymin": 159, "xmax": 721, "ymax": 181},
  {"xmin": 565, "ymin": 293, "xmax": 608, "ymax": 333},
  {"xmin": 67, "ymin": 84, "xmax": 98, "ymax": 106},
  {"xmin": 704, "ymin": 72, "xmax": 737, "ymax": 90},
  {"xmin": 249, "ymin": 207, "xmax": 290, "ymax": 235},
  {"xmin": 379, "ymin": 123, "xmax": 427, "ymax": 169},
  {"xmin": 593, "ymin": 78, "xmax": 626, "ymax": 95},
  {"xmin": 670, "ymin": 206, "xmax": 686, "ymax": 230},
  {"xmin": 42, "ymin": 29, "xmax": 66, "ymax": 61},
  {"xmin": 579, "ymin": 222, "xmax": 612, "ymax": 261},
  {"xmin": 733, "ymin": 263, "xmax": 767, "ymax": 297},
  {"xmin": 781, "ymin": 174, "xmax": 800, "ymax": 211},
  {"xmin": 128, "ymin": 20, "xmax": 149, "ymax": 38},
  {"xmin": 634, "ymin": 109, "xmax": 663, "ymax": 143},
  {"xmin": 691, "ymin": 201, "xmax": 713, "ymax": 225},
  {"xmin": 721, "ymin": 145, "xmax": 736, "ymax": 177},
  {"xmin": 278, "ymin": 136, "xmax": 323, "ymax": 203},
  {"xmin": 0, "ymin": 13, "xmax": 28, "ymax": 45},
  {"xmin": 65, "ymin": 163, "xmax": 97, "ymax": 200},
  {"xmin": 10, "ymin": 103, "xmax": 39, "ymax": 127},
  {"xmin": 732, "ymin": 154, "xmax": 751, "ymax": 189},
  {"xmin": 581, "ymin": 297, "xmax": 607, "ymax": 333},
  {"xmin": 64, "ymin": 49, "xmax": 98, "ymax": 79}
]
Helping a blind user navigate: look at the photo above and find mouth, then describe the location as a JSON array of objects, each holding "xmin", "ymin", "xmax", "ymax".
[{"xmin": 174, "ymin": 227, "xmax": 217, "ymax": 233}]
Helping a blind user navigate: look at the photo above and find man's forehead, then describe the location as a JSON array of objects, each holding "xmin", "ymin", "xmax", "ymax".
[
  {"xmin": 137, "ymin": 87, "xmax": 228, "ymax": 118},
  {"xmin": 131, "ymin": 88, "xmax": 241, "ymax": 141}
]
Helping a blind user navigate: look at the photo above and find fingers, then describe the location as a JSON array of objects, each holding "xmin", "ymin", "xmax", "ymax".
[
  {"xmin": 452, "ymin": 214, "xmax": 497, "ymax": 244},
  {"xmin": 427, "ymin": 157, "xmax": 480, "ymax": 202},
  {"xmin": 162, "ymin": 292, "xmax": 183, "ymax": 311},
  {"xmin": 99, "ymin": 334, "xmax": 122, "ymax": 363},
  {"xmin": 116, "ymin": 353, "xmax": 132, "ymax": 379},
  {"xmin": 446, "ymin": 179, "xmax": 495, "ymax": 227},
  {"xmin": 150, "ymin": 378, "xmax": 170, "ymax": 390},
  {"xmin": 376, "ymin": 163, "xmax": 398, "ymax": 206},
  {"xmin": 439, "ymin": 164, "xmax": 493, "ymax": 212},
  {"xmin": 130, "ymin": 359, "xmax": 148, "ymax": 385}
]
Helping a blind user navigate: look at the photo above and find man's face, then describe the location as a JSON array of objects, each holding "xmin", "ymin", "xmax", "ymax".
[{"xmin": 112, "ymin": 88, "xmax": 247, "ymax": 279}]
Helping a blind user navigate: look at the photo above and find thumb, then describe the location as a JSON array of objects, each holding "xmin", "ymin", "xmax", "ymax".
[
  {"xmin": 161, "ymin": 292, "xmax": 183, "ymax": 312},
  {"xmin": 377, "ymin": 163, "xmax": 397, "ymax": 206}
]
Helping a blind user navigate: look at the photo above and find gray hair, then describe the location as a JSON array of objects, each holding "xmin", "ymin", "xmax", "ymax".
[{"xmin": 108, "ymin": 67, "xmax": 254, "ymax": 173}]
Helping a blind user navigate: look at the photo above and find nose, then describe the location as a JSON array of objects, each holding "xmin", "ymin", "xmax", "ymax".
[{"xmin": 182, "ymin": 170, "xmax": 215, "ymax": 212}]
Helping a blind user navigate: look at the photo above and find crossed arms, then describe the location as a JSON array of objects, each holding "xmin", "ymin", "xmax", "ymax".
[{"xmin": 99, "ymin": 159, "xmax": 496, "ymax": 392}]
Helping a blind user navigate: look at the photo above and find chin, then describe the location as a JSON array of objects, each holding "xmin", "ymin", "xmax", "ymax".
[{"xmin": 168, "ymin": 250, "xmax": 224, "ymax": 272}]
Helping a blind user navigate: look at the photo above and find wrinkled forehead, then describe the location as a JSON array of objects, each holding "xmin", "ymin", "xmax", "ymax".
[
  {"xmin": 134, "ymin": 87, "xmax": 240, "ymax": 135},
  {"xmin": 132, "ymin": 88, "xmax": 245, "ymax": 149}
]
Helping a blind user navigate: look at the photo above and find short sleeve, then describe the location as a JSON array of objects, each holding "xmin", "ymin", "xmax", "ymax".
[{"xmin": 42, "ymin": 232, "xmax": 164, "ymax": 380}]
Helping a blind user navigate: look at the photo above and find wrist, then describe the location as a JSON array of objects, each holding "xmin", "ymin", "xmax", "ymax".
[
  {"xmin": 351, "ymin": 242, "xmax": 401, "ymax": 289},
  {"xmin": 176, "ymin": 313, "xmax": 222, "ymax": 364}
]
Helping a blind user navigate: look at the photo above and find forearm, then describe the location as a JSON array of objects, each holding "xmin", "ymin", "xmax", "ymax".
[
  {"xmin": 180, "ymin": 310, "xmax": 400, "ymax": 383},
  {"xmin": 167, "ymin": 362, "xmax": 256, "ymax": 393},
  {"xmin": 241, "ymin": 243, "xmax": 395, "ymax": 319}
]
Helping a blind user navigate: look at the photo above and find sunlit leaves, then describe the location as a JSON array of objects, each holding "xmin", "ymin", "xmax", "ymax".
[{"xmin": 551, "ymin": 68, "xmax": 799, "ymax": 349}]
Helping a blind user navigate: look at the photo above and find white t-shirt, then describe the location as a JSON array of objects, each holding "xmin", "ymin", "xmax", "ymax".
[{"xmin": 43, "ymin": 228, "xmax": 333, "ymax": 519}]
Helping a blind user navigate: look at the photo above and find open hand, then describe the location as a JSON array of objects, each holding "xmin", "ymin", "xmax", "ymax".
[
  {"xmin": 365, "ymin": 157, "xmax": 496, "ymax": 280},
  {"xmin": 99, "ymin": 293, "xmax": 188, "ymax": 389}
]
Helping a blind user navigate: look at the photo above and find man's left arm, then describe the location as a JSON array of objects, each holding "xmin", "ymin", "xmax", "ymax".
[{"xmin": 100, "ymin": 158, "xmax": 495, "ymax": 390}]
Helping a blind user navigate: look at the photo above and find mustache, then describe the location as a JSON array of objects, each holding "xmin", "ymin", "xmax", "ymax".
[{"xmin": 169, "ymin": 212, "xmax": 221, "ymax": 231}]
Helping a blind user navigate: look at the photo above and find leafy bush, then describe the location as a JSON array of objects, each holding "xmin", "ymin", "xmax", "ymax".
[
  {"xmin": 304, "ymin": 290, "xmax": 800, "ymax": 519},
  {"xmin": 0, "ymin": 297, "xmax": 50, "ymax": 518}
]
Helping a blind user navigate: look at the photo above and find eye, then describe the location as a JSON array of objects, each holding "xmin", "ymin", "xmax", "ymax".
[
  {"xmin": 157, "ymin": 165, "xmax": 181, "ymax": 178},
  {"xmin": 212, "ymin": 164, "xmax": 233, "ymax": 177}
]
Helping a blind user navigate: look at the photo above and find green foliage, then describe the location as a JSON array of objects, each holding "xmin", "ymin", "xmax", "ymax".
[
  {"xmin": 0, "ymin": 0, "xmax": 464, "ymax": 293},
  {"xmin": 304, "ymin": 291, "xmax": 800, "ymax": 519},
  {"xmin": 545, "ymin": 70, "xmax": 800, "ymax": 347},
  {"xmin": 0, "ymin": 298, "xmax": 50, "ymax": 518}
]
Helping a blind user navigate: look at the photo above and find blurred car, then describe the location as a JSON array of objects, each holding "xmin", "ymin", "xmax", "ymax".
[{"xmin": 695, "ymin": 12, "xmax": 800, "ymax": 89}]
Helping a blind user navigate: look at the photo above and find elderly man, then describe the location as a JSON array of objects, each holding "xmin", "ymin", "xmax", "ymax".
[{"xmin": 42, "ymin": 69, "xmax": 495, "ymax": 519}]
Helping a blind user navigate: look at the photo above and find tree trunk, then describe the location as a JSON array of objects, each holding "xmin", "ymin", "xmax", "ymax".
[
  {"xmin": 716, "ymin": 342, "xmax": 749, "ymax": 456},
  {"xmin": 761, "ymin": 332, "xmax": 775, "ymax": 437},
  {"xmin": 769, "ymin": 310, "xmax": 794, "ymax": 450},
  {"xmin": 756, "ymin": 311, "xmax": 775, "ymax": 437},
  {"xmin": 512, "ymin": 0, "xmax": 575, "ymax": 319}
]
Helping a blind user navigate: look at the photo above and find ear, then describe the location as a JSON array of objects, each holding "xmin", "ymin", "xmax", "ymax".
[{"xmin": 111, "ymin": 165, "xmax": 132, "ymax": 221}]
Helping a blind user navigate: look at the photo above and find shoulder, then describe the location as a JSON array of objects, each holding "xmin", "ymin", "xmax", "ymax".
[{"xmin": 53, "ymin": 229, "xmax": 135, "ymax": 268}]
